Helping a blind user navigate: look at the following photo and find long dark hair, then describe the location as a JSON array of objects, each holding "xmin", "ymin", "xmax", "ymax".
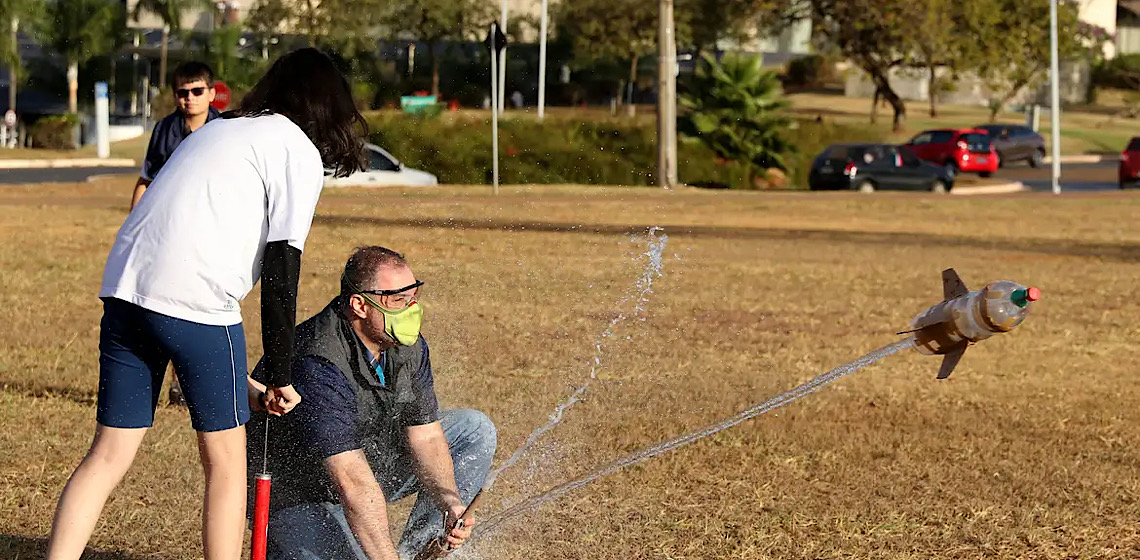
[{"xmin": 229, "ymin": 48, "xmax": 366, "ymax": 177}]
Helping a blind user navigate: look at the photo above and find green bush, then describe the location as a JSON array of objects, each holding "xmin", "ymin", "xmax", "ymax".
[
  {"xmin": 365, "ymin": 113, "xmax": 883, "ymax": 189},
  {"xmin": 1092, "ymin": 54, "xmax": 1140, "ymax": 90},
  {"xmin": 784, "ymin": 54, "xmax": 827, "ymax": 89},
  {"xmin": 29, "ymin": 114, "xmax": 80, "ymax": 150}
]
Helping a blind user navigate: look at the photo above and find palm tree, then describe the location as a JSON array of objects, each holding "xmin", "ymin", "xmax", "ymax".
[
  {"xmin": 0, "ymin": 0, "xmax": 43, "ymax": 113},
  {"xmin": 40, "ymin": 0, "xmax": 122, "ymax": 113},
  {"xmin": 678, "ymin": 52, "xmax": 794, "ymax": 187},
  {"xmin": 132, "ymin": 0, "xmax": 208, "ymax": 87}
]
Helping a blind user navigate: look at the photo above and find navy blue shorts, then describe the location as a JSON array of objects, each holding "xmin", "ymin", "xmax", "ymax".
[{"xmin": 97, "ymin": 297, "xmax": 250, "ymax": 432}]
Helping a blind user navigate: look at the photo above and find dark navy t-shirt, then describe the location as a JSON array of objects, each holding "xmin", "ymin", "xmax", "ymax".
[
  {"xmin": 246, "ymin": 337, "xmax": 441, "ymax": 513},
  {"xmin": 281, "ymin": 338, "xmax": 440, "ymax": 462},
  {"xmin": 140, "ymin": 106, "xmax": 221, "ymax": 181}
]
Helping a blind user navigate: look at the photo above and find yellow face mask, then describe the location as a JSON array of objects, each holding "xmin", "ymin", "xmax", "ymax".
[
  {"xmin": 372, "ymin": 299, "xmax": 423, "ymax": 346},
  {"xmin": 348, "ymin": 275, "xmax": 425, "ymax": 347}
]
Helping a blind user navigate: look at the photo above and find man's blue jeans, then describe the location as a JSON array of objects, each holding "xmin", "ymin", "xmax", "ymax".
[{"xmin": 266, "ymin": 409, "xmax": 497, "ymax": 560}]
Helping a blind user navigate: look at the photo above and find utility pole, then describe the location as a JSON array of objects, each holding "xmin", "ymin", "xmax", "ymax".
[
  {"xmin": 656, "ymin": 0, "xmax": 678, "ymax": 188},
  {"xmin": 130, "ymin": 32, "xmax": 139, "ymax": 115},
  {"xmin": 8, "ymin": 16, "xmax": 16, "ymax": 115},
  {"xmin": 498, "ymin": 0, "xmax": 507, "ymax": 113},
  {"xmin": 1048, "ymin": 0, "xmax": 1061, "ymax": 195},
  {"xmin": 537, "ymin": 0, "xmax": 549, "ymax": 121}
]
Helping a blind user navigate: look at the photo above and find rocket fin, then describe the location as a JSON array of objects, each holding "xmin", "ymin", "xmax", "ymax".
[
  {"xmin": 936, "ymin": 343, "xmax": 967, "ymax": 379},
  {"xmin": 942, "ymin": 268, "xmax": 969, "ymax": 300}
]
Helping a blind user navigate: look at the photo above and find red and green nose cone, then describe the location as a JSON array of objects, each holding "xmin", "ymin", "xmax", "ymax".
[{"xmin": 1011, "ymin": 286, "xmax": 1041, "ymax": 308}]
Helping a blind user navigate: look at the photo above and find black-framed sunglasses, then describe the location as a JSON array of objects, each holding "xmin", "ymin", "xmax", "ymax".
[
  {"xmin": 356, "ymin": 280, "xmax": 424, "ymax": 310},
  {"xmin": 176, "ymin": 87, "xmax": 208, "ymax": 99},
  {"xmin": 356, "ymin": 280, "xmax": 424, "ymax": 297}
]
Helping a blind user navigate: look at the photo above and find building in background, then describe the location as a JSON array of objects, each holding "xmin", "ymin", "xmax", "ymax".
[{"xmin": 843, "ymin": 0, "xmax": 1121, "ymax": 107}]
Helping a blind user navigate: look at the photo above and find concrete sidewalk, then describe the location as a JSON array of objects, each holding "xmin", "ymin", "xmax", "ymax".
[
  {"xmin": 951, "ymin": 181, "xmax": 1030, "ymax": 195},
  {"xmin": 0, "ymin": 158, "xmax": 136, "ymax": 169},
  {"xmin": 1043, "ymin": 154, "xmax": 1118, "ymax": 164}
]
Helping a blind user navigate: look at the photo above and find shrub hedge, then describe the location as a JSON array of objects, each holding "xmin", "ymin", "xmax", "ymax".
[
  {"xmin": 28, "ymin": 114, "xmax": 81, "ymax": 150},
  {"xmin": 366, "ymin": 113, "xmax": 885, "ymax": 189}
]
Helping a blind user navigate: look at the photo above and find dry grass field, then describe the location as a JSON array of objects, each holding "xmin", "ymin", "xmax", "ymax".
[{"xmin": 2, "ymin": 180, "xmax": 1139, "ymax": 560}]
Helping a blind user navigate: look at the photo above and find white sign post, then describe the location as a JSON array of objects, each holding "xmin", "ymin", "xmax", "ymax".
[
  {"xmin": 537, "ymin": 0, "xmax": 549, "ymax": 121},
  {"xmin": 1048, "ymin": 0, "xmax": 1062, "ymax": 194},
  {"xmin": 486, "ymin": 23, "xmax": 506, "ymax": 195},
  {"xmin": 95, "ymin": 81, "xmax": 110, "ymax": 159}
]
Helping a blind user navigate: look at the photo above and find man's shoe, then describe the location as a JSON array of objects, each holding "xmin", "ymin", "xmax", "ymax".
[{"xmin": 168, "ymin": 382, "xmax": 187, "ymax": 407}]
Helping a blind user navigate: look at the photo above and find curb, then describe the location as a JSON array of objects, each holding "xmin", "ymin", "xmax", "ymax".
[
  {"xmin": 1042, "ymin": 155, "xmax": 1117, "ymax": 164},
  {"xmin": 0, "ymin": 158, "xmax": 136, "ymax": 169},
  {"xmin": 951, "ymin": 181, "xmax": 1030, "ymax": 195}
]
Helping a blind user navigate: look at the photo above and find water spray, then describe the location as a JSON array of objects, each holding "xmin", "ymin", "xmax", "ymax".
[
  {"xmin": 482, "ymin": 226, "xmax": 670, "ymax": 490},
  {"xmin": 412, "ymin": 227, "xmax": 669, "ymax": 559},
  {"xmin": 461, "ymin": 269, "xmax": 1040, "ymax": 545},
  {"xmin": 470, "ymin": 338, "xmax": 914, "ymax": 540}
]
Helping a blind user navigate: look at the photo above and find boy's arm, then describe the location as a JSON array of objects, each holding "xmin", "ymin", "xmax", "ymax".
[
  {"xmin": 130, "ymin": 177, "xmax": 151, "ymax": 211},
  {"xmin": 131, "ymin": 120, "xmax": 166, "ymax": 211}
]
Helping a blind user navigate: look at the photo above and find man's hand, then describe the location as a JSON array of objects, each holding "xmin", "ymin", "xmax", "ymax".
[
  {"xmin": 264, "ymin": 385, "xmax": 302, "ymax": 416},
  {"xmin": 442, "ymin": 505, "xmax": 474, "ymax": 550}
]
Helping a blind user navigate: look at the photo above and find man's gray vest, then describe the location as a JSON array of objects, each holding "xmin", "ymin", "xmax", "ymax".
[
  {"xmin": 294, "ymin": 299, "xmax": 425, "ymax": 482},
  {"xmin": 249, "ymin": 298, "xmax": 427, "ymax": 512}
]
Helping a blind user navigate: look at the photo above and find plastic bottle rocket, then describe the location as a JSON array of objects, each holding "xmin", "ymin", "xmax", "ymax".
[{"xmin": 899, "ymin": 268, "xmax": 1040, "ymax": 379}]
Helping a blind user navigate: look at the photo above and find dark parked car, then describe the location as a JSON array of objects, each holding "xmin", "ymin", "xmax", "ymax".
[
  {"xmin": 808, "ymin": 143, "xmax": 954, "ymax": 193},
  {"xmin": 972, "ymin": 124, "xmax": 1046, "ymax": 168}
]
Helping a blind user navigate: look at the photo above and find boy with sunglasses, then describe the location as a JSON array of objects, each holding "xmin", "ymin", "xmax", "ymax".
[
  {"xmin": 130, "ymin": 61, "xmax": 219, "ymax": 406},
  {"xmin": 132, "ymin": 61, "xmax": 220, "ymax": 211}
]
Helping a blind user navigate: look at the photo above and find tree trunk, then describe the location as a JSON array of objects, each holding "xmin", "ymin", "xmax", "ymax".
[
  {"xmin": 928, "ymin": 64, "xmax": 938, "ymax": 118},
  {"xmin": 626, "ymin": 55, "xmax": 638, "ymax": 118},
  {"xmin": 992, "ymin": 78, "xmax": 1030, "ymax": 122},
  {"xmin": 869, "ymin": 71, "xmax": 906, "ymax": 132},
  {"xmin": 429, "ymin": 40, "xmax": 441, "ymax": 99},
  {"xmin": 870, "ymin": 87, "xmax": 878, "ymax": 124},
  {"xmin": 159, "ymin": 25, "xmax": 169, "ymax": 88},
  {"xmin": 67, "ymin": 60, "xmax": 78, "ymax": 114}
]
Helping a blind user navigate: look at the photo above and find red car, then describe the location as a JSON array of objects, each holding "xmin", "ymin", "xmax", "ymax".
[
  {"xmin": 903, "ymin": 128, "xmax": 1000, "ymax": 178},
  {"xmin": 1119, "ymin": 136, "xmax": 1140, "ymax": 188}
]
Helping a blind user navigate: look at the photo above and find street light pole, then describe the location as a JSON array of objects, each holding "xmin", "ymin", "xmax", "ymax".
[
  {"xmin": 537, "ymin": 0, "xmax": 549, "ymax": 121},
  {"xmin": 1049, "ymin": 0, "xmax": 1061, "ymax": 194},
  {"xmin": 8, "ymin": 16, "xmax": 17, "ymax": 115},
  {"xmin": 498, "ymin": 0, "xmax": 507, "ymax": 113},
  {"xmin": 656, "ymin": 0, "xmax": 677, "ymax": 188}
]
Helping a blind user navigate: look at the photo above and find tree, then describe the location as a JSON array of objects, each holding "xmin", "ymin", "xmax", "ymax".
[
  {"xmin": 805, "ymin": 0, "xmax": 925, "ymax": 132},
  {"xmin": 970, "ymin": 0, "xmax": 1105, "ymax": 121},
  {"xmin": 386, "ymin": 0, "xmax": 493, "ymax": 99},
  {"xmin": 678, "ymin": 53, "xmax": 794, "ymax": 187},
  {"xmin": 0, "ymin": 0, "xmax": 43, "ymax": 113},
  {"xmin": 40, "ymin": 0, "xmax": 122, "ymax": 113},
  {"xmin": 902, "ymin": 0, "xmax": 963, "ymax": 118},
  {"xmin": 132, "ymin": 0, "xmax": 210, "ymax": 88},
  {"xmin": 556, "ymin": 0, "xmax": 687, "ymax": 116},
  {"xmin": 678, "ymin": 0, "xmax": 784, "ymax": 57}
]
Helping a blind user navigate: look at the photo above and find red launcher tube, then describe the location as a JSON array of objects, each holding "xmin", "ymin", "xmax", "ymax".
[{"xmin": 251, "ymin": 473, "xmax": 272, "ymax": 560}]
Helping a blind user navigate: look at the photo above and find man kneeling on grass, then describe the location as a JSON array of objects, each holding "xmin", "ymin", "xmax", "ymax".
[{"xmin": 247, "ymin": 246, "xmax": 496, "ymax": 560}]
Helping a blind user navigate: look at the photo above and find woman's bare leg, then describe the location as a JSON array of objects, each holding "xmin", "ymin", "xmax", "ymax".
[
  {"xmin": 46, "ymin": 424, "xmax": 148, "ymax": 560},
  {"xmin": 198, "ymin": 426, "xmax": 248, "ymax": 560}
]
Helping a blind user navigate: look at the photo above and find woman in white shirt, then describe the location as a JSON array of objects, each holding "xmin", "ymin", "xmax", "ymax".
[{"xmin": 45, "ymin": 47, "xmax": 366, "ymax": 560}]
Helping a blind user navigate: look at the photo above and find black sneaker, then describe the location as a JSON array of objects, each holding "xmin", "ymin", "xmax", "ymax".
[{"xmin": 168, "ymin": 380, "xmax": 187, "ymax": 407}]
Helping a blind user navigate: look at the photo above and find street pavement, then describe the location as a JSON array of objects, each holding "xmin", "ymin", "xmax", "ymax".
[
  {"xmin": 0, "ymin": 166, "xmax": 137, "ymax": 184},
  {"xmin": 0, "ymin": 160, "xmax": 1125, "ymax": 193},
  {"xmin": 990, "ymin": 161, "xmax": 1119, "ymax": 192}
]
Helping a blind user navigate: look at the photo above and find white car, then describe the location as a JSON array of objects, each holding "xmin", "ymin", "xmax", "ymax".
[{"xmin": 323, "ymin": 143, "xmax": 439, "ymax": 187}]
